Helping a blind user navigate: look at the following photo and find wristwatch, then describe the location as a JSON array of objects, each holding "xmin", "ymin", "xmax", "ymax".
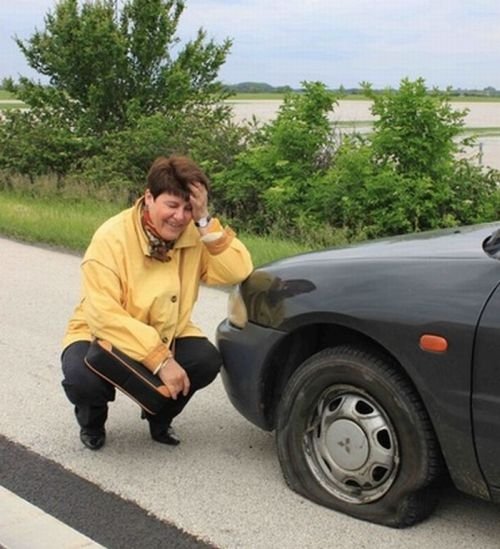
[{"xmin": 194, "ymin": 215, "xmax": 212, "ymax": 228}]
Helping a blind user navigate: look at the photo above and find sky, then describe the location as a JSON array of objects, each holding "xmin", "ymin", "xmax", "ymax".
[{"xmin": 2, "ymin": 0, "xmax": 500, "ymax": 90}]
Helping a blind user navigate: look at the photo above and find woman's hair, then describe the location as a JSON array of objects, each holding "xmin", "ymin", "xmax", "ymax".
[{"xmin": 146, "ymin": 156, "xmax": 210, "ymax": 200}]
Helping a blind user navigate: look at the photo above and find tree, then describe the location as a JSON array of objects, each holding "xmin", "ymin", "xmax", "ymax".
[
  {"xmin": 14, "ymin": 0, "xmax": 232, "ymax": 135},
  {"xmin": 1, "ymin": 77, "xmax": 15, "ymax": 91},
  {"xmin": 213, "ymin": 82, "xmax": 337, "ymax": 234},
  {"xmin": 363, "ymin": 78, "xmax": 467, "ymax": 179},
  {"xmin": 0, "ymin": 0, "xmax": 240, "ymax": 184}
]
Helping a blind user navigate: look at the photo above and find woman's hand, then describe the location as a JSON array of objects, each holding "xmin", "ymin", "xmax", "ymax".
[
  {"xmin": 158, "ymin": 357, "xmax": 191, "ymax": 400},
  {"xmin": 188, "ymin": 181, "xmax": 209, "ymax": 222}
]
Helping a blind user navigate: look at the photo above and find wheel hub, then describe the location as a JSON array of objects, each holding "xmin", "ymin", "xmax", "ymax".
[
  {"xmin": 326, "ymin": 419, "xmax": 369, "ymax": 470},
  {"xmin": 304, "ymin": 385, "xmax": 399, "ymax": 504}
]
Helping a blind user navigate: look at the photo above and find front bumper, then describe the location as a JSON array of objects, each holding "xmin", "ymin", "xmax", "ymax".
[{"xmin": 216, "ymin": 319, "xmax": 286, "ymax": 430}]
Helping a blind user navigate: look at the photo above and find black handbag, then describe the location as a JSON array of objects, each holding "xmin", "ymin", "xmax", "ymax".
[{"xmin": 84, "ymin": 339, "xmax": 170, "ymax": 415}]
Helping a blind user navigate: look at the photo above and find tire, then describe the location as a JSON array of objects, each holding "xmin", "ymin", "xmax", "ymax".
[{"xmin": 276, "ymin": 345, "xmax": 443, "ymax": 527}]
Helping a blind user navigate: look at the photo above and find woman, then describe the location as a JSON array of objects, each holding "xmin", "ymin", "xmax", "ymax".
[{"xmin": 61, "ymin": 155, "xmax": 253, "ymax": 450}]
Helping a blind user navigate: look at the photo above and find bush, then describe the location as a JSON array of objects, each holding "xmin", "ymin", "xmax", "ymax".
[
  {"xmin": 75, "ymin": 106, "xmax": 249, "ymax": 201},
  {"xmin": 0, "ymin": 109, "xmax": 97, "ymax": 183},
  {"xmin": 213, "ymin": 82, "xmax": 338, "ymax": 234},
  {"xmin": 304, "ymin": 79, "xmax": 500, "ymax": 239},
  {"xmin": 365, "ymin": 78, "xmax": 467, "ymax": 179}
]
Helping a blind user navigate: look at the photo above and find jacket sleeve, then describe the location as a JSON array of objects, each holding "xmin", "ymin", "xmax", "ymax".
[
  {"xmin": 80, "ymin": 257, "xmax": 170, "ymax": 372},
  {"xmin": 199, "ymin": 218, "xmax": 253, "ymax": 285}
]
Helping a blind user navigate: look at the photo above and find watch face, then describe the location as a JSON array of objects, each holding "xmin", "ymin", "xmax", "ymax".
[{"xmin": 196, "ymin": 216, "xmax": 211, "ymax": 228}]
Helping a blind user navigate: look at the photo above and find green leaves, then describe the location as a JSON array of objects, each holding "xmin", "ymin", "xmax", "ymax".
[
  {"xmin": 13, "ymin": 0, "xmax": 230, "ymax": 134},
  {"xmin": 214, "ymin": 78, "xmax": 500, "ymax": 244},
  {"xmin": 4, "ymin": 11, "xmax": 500, "ymax": 251},
  {"xmin": 213, "ymin": 82, "xmax": 338, "ymax": 235},
  {"xmin": 366, "ymin": 78, "xmax": 467, "ymax": 178},
  {"xmin": 2, "ymin": 0, "xmax": 236, "ymax": 188},
  {"xmin": 315, "ymin": 79, "xmax": 500, "ymax": 238}
]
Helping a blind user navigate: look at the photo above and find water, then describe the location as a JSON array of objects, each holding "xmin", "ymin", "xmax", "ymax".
[{"xmin": 227, "ymin": 99, "xmax": 500, "ymax": 170}]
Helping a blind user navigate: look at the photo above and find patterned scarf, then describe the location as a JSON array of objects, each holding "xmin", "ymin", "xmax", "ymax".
[{"xmin": 141, "ymin": 206, "xmax": 175, "ymax": 262}]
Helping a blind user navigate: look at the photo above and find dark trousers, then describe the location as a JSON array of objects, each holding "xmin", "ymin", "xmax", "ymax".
[{"xmin": 61, "ymin": 338, "xmax": 221, "ymax": 431}]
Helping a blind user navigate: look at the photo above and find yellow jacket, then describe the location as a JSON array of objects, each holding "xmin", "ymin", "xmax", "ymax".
[{"xmin": 62, "ymin": 198, "xmax": 253, "ymax": 371}]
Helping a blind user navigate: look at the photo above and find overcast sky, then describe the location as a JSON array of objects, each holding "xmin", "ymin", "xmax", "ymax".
[{"xmin": 2, "ymin": 0, "xmax": 500, "ymax": 90}]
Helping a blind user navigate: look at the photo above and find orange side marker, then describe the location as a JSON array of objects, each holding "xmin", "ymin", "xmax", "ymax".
[{"xmin": 419, "ymin": 334, "xmax": 448, "ymax": 353}]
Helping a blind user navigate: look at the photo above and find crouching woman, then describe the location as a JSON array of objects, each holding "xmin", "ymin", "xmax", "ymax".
[{"xmin": 61, "ymin": 155, "xmax": 253, "ymax": 450}]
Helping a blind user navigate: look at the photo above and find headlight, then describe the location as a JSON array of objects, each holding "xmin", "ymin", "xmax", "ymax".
[{"xmin": 227, "ymin": 287, "xmax": 248, "ymax": 328}]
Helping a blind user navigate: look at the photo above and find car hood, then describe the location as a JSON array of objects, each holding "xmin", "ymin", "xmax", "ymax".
[{"xmin": 268, "ymin": 222, "xmax": 500, "ymax": 267}]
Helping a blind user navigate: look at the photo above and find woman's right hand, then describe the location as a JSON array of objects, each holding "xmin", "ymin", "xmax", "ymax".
[{"xmin": 158, "ymin": 358, "xmax": 191, "ymax": 400}]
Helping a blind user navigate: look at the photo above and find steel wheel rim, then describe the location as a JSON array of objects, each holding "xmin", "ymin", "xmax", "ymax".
[{"xmin": 303, "ymin": 384, "xmax": 400, "ymax": 504}]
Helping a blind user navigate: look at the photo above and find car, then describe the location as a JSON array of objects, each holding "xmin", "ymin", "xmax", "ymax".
[{"xmin": 216, "ymin": 222, "xmax": 500, "ymax": 528}]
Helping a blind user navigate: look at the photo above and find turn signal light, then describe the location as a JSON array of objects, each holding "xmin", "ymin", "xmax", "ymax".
[{"xmin": 419, "ymin": 334, "xmax": 448, "ymax": 353}]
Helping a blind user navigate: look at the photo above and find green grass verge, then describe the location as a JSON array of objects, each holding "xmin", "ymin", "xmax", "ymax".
[
  {"xmin": 228, "ymin": 93, "xmax": 372, "ymax": 101},
  {"xmin": 0, "ymin": 191, "xmax": 312, "ymax": 265},
  {"xmin": 240, "ymin": 233, "xmax": 313, "ymax": 266},
  {"xmin": 0, "ymin": 103, "xmax": 27, "ymax": 111},
  {"xmin": 464, "ymin": 128, "xmax": 500, "ymax": 137},
  {"xmin": 0, "ymin": 192, "xmax": 122, "ymax": 251},
  {"xmin": 0, "ymin": 90, "xmax": 16, "ymax": 100}
]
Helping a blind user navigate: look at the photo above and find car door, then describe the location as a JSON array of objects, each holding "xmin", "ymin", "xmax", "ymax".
[{"xmin": 473, "ymin": 283, "xmax": 500, "ymax": 487}]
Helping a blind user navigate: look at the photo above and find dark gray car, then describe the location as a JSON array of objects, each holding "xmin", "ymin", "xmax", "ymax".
[{"xmin": 216, "ymin": 223, "xmax": 500, "ymax": 527}]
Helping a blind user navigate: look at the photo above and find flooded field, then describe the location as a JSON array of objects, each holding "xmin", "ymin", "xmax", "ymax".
[{"xmin": 227, "ymin": 99, "xmax": 500, "ymax": 170}]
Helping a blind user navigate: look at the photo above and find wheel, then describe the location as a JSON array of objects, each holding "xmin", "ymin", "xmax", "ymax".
[{"xmin": 276, "ymin": 345, "xmax": 443, "ymax": 527}]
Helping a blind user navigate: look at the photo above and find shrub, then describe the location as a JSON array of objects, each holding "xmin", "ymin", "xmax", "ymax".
[
  {"xmin": 76, "ymin": 106, "xmax": 249, "ymax": 201},
  {"xmin": 304, "ymin": 79, "xmax": 500, "ymax": 239},
  {"xmin": 213, "ymin": 82, "xmax": 337, "ymax": 233}
]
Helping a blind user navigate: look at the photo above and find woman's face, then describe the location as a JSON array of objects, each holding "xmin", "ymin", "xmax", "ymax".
[{"xmin": 145, "ymin": 190, "xmax": 193, "ymax": 241}]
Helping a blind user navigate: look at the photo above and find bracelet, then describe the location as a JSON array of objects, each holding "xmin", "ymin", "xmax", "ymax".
[{"xmin": 153, "ymin": 356, "xmax": 172, "ymax": 375}]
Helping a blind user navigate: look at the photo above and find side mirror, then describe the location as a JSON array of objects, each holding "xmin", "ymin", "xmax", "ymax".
[{"xmin": 483, "ymin": 228, "xmax": 500, "ymax": 259}]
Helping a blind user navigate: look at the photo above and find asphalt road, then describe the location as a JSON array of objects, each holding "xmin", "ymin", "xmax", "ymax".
[{"xmin": 1, "ymin": 236, "xmax": 500, "ymax": 548}]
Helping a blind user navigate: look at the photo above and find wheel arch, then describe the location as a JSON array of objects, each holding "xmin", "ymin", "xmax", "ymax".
[{"xmin": 263, "ymin": 322, "xmax": 428, "ymax": 432}]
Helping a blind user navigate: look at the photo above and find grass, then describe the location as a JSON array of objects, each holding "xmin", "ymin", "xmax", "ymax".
[
  {"xmin": 2, "ymin": 91, "xmax": 500, "ymax": 114},
  {"xmin": 464, "ymin": 127, "xmax": 500, "ymax": 137},
  {"xmin": 0, "ymin": 190, "xmax": 313, "ymax": 265},
  {"xmin": 0, "ymin": 192, "xmax": 122, "ymax": 251},
  {"xmin": 0, "ymin": 90, "xmax": 16, "ymax": 100},
  {"xmin": 0, "ymin": 89, "xmax": 26, "ymax": 111},
  {"xmin": 0, "ymin": 103, "xmax": 26, "ymax": 111},
  {"xmin": 240, "ymin": 233, "xmax": 313, "ymax": 266}
]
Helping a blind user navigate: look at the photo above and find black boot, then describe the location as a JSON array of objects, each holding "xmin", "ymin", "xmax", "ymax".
[
  {"xmin": 75, "ymin": 405, "xmax": 107, "ymax": 450},
  {"xmin": 80, "ymin": 428, "xmax": 106, "ymax": 450},
  {"xmin": 149, "ymin": 424, "xmax": 181, "ymax": 445},
  {"xmin": 141, "ymin": 410, "xmax": 180, "ymax": 445}
]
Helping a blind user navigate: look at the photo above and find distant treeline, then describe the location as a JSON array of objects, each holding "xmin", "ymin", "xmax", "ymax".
[
  {"xmin": 225, "ymin": 81, "xmax": 500, "ymax": 97},
  {"xmin": 2, "ymin": 77, "xmax": 499, "ymax": 98},
  {"xmin": 224, "ymin": 82, "xmax": 295, "ymax": 94}
]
